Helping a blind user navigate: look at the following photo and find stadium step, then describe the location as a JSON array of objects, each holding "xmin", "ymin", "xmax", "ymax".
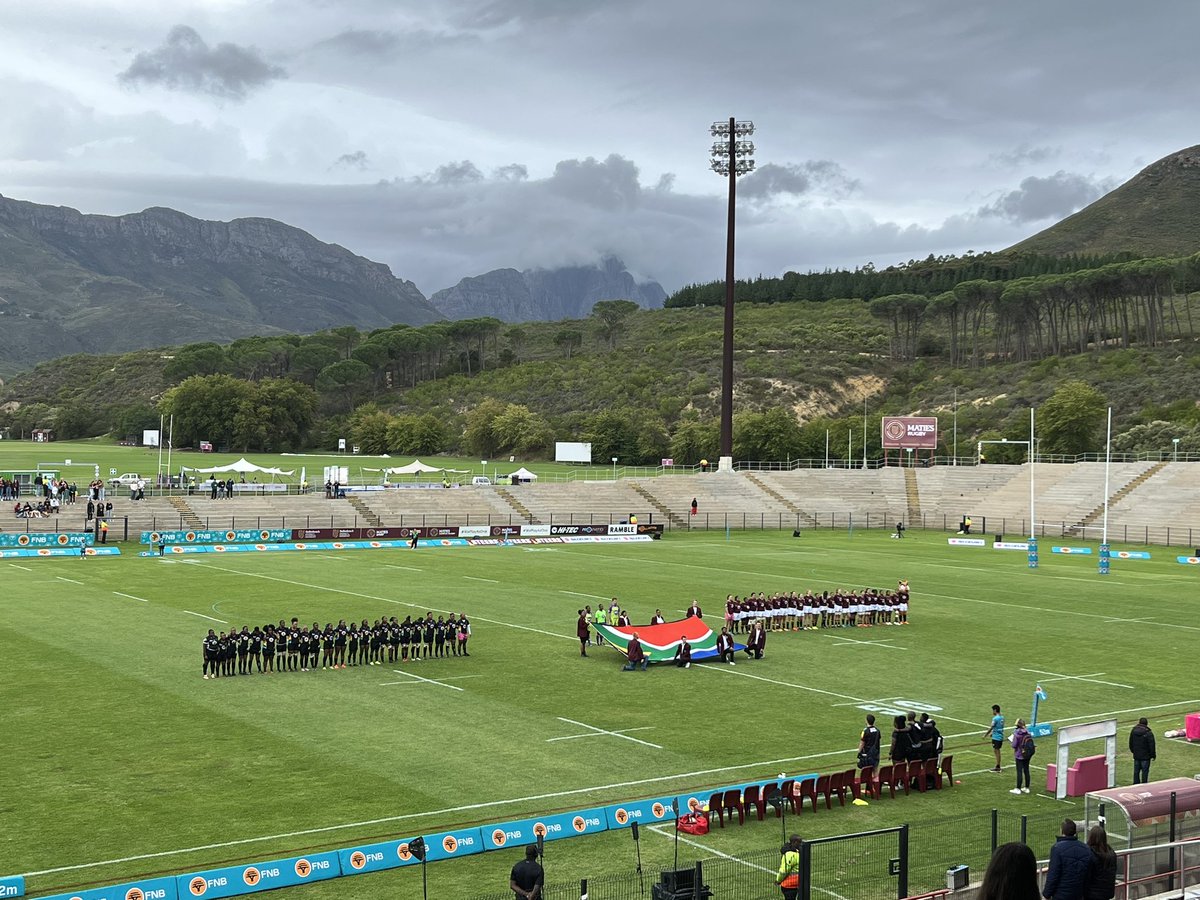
[
  {"xmin": 743, "ymin": 473, "xmax": 817, "ymax": 526},
  {"xmin": 1069, "ymin": 460, "xmax": 1169, "ymax": 534},
  {"xmin": 494, "ymin": 488, "xmax": 537, "ymax": 523},
  {"xmin": 904, "ymin": 468, "xmax": 922, "ymax": 524},
  {"xmin": 627, "ymin": 481, "xmax": 688, "ymax": 529},
  {"xmin": 346, "ymin": 495, "xmax": 383, "ymax": 527},
  {"xmin": 167, "ymin": 495, "xmax": 204, "ymax": 529}
]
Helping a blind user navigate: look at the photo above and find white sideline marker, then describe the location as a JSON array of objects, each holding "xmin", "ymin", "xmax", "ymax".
[
  {"xmin": 701, "ymin": 662, "xmax": 867, "ymax": 703},
  {"xmin": 546, "ymin": 726, "xmax": 656, "ymax": 743},
  {"xmin": 57, "ymin": 577, "xmax": 84, "ymax": 585},
  {"xmin": 463, "ymin": 575, "xmax": 499, "ymax": 583},
  {"xmin": 8, "ymin": 563, "xmax": 32, "ymax": 571},
  {"xmin": 560, "ymin": 590, "xmax": 608, "ymax": 600},
  {"xmin": 383, "ymin": 564, "xmax": 423, "ymax": 572},
  {"xmin": 823, "ymin": 635, "xmax": 905, "ymax": 650},
  {"xmin": 379, "ymin": 675, "xmax": 481, "ymax": 687},
  {"xmin": 386, "ymin": 668, "xmax": 464, "ymax": 691},
  {"xmin": 113, "ymin": 591, "xmax": 149, "ymax": 603}
]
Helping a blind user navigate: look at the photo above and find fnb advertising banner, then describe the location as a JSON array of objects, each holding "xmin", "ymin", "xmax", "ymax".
[
  {"xmin": 0, "ymin": 532, "xmax": 94, "ymax": 547},
  {"xmin": 140, "ymin": 529, "xmax": 293, "ymax": 545},
  {"xmin": 176, "ymin": 851, "xmax": 339, "ymax": 899},
  {"xmin": 35, "ymin": 875, "xmax": 176, "ymax": 900},
  {"xmin": 483, "ymin": 808, "xmax": 608, "ymax": 851},
  {"xmin": 604, "ymin": 796, "xmax": 679, "ymax": 830},
  {"xmin": 881, "ymin": 416, "xmax": 938, "ymax": 449}
]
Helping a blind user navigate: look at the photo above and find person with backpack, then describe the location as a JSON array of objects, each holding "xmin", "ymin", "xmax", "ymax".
[{"xmin": 1010, "ymin": 719, "xmax": 1034, "ymax": 794}]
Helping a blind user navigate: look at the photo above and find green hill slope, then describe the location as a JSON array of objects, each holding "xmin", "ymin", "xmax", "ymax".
[{"xmin": 1009, "ymin": 146, "xmax": 1200, "ymax": 257}]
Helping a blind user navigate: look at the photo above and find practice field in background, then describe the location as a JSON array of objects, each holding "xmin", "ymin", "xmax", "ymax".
[{"xmin": 4, "ymin": 530, "xmax": 1199, "ymax": 899}]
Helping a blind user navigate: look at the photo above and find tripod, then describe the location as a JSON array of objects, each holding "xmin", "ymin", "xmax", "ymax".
[
  {"xmin": 631, "ymin": 820, "xmax": 644, "ymax": 896},
  {"xmin": 409, "ymin": 837, "xmax": 428, "ymax": 900}
]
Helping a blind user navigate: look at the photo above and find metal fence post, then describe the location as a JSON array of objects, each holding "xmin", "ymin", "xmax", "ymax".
[
  {"xmin": 897, "ymin": 824, "xmax": 909, "ymax": 900},
  {"xmin": 579, "ymin": 877, "xmax": 587, "ymax": 899},
  {"xmin": 692, "ymin": 860, "xmax": 703, "ymax": 900},
  {"xmin": 799, "ymin": 839, "xmax": 812, "ymax": 900},
  {"xmin": 1020, "ymin": 814, "xmax": 1027, "ymax": 846},
  {"xmin": 990, "ymin": 808, "xmax": 998, "ymax": 855},
  {"xmin": 1169, "ymin": 791, "xmax": 1177, "ymax": 892}
]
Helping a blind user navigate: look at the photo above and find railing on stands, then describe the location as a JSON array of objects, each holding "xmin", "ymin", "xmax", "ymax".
[
  {"xmin": 9, "ymin": 507, "xmax": 1200, "ymax": 548},
  {"xmin": 1034, "ymin": 835, "xmax": 1200, "ymax": 899}
]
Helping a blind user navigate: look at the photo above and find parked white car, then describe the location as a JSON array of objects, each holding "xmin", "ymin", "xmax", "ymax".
[{"xmin": 108, "ymin": 472, "xmax": 144, "ymax": 488}]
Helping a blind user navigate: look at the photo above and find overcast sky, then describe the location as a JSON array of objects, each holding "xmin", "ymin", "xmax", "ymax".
[{"xmin": 2, "ymin": 0, "xmax": 1199, "ymax": 297}]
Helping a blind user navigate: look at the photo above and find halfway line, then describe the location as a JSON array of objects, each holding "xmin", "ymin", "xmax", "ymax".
[
  {"xmin": 113, "ymin": 591, "xmax": 149, "ymax": 603},
  {"xmin": 556, "ymin": 717, "xmax": 662, "ymax": 749},
  {"xmin": 388, "ymin": 669, "xmax": 464, "ymax": 692}
]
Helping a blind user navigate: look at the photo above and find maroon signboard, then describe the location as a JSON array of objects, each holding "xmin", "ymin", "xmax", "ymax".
[
  {"xmin": 881, "ymin": 416, "xmax": 938, "ymax": 449},
  {"xmin": 290, "ymin": 526, "xmax": 460, "ymax": 540}
]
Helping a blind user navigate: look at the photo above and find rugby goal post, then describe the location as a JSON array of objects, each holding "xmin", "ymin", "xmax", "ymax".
[{"xmin": 1053, "ymin": 719, "xmax": 1117, "ymax": 800}]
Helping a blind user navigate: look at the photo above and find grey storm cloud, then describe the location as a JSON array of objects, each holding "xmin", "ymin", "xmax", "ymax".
[
  {"xmin": 739, "ymin": 161, "xmax": 859, "ymax": 201},
  {"xmin": 333, "ymin": 150, "xmax": 369, "ymax": 170},
  {"xmin": 546, "ymin": 155, "xmax": 641, "ymax": 210},
  {"xmin": 494, "ymin": 164, "xmax": 528, "ymax": 182},
  {"xmin": 980, "ymin": 171, "xmax": 1116, "ymax": 224},
  {"xmin": 117, "ymin": 25, "xmax": 286, "ymax": 101}
]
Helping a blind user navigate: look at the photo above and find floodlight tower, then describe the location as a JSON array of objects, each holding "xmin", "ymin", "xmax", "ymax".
[{"xmin": 710, "ymin": 118, "xmax": 755, "ymax": 472}]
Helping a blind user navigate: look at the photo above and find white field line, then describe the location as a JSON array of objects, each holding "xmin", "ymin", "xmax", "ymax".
[
  {"xmin": 315, "ymin": 554, "xmax": 348, "ymax": 561},
  {"xmin": 57, "ymin": 576, "xmax": 84, "ymax": 585},
  {"xmin": 22, "ymin": 696, "xmax": 1176, "ymax": 880},
  {"xmin": 699, "ymin": 663, "xmax": 866, "ymax": 703},
  {"xmin": 560, "ymin": 590, "xmax": 609, "ymax": 600},
  {"xmin": 378, "ymin": 675, "xmax": 482, "ymax": 686},
  {"xmin": 183, "ymin": 610, "xmax": 228, "ymax": 624},
  {"xmin": 386, "ymin": 669, "xmax": 463, "ymax": 691},
  {"xmin": 1020, "ymin": 668, "xmax": 1134, "ymax": 690},
  {"xmin": 822, "ymin": 635, "xmax": 904, "ymax": 650},
  {"xmin": 382, "ymin": 564, "xmax": 423, "ymax": 572},
  {"xmin": 463, "ymin": 575, "xmax": 499, "ymax": 583},
  {"xmin": 113, "ymin": 591, "xmax": 149, "ymax": 603},
  {"xmin": 546, "ymin": 727, "xmax": 656, "ymax": 743},
  {"xmin": 8, "ymin": 563, "xmax": 32, "ymax": 571},
  {"xmin": 555, "ymin": 717, "xmax": 662, "ymax": 749},
  {"xmin": 183, "ymin": 561, "xmax": 575, "ymax": 642}
]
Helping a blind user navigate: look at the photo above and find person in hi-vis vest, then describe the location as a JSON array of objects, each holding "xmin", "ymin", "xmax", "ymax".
[
  {"xmin": 776, "ymin": 835, "xmax": 802, "ymax": 900},
  {"xmin": 593, "ymin": 605, "xmax": 606, "ymax": 645}
]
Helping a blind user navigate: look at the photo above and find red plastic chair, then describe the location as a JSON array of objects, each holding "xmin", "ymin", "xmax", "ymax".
[
  {"xmin": 779, "ymin": 779, "xmax": 799, "ymax": 814},
  {"xmin": 721, "ymin": 789, "xmax": 745, "ymax": 826},
  {"xmin": 796, "ymin": 776, "xmax": 820, "ymax": 813},
  {"xmin": 857, "ymin": 766, "xmax": 877, "ymax": 800},
  {"xmin": 887, "ymin": 761, "xmax": 909, "ymax": 799},
  {"xmin": 922, "ymin": 759, "xmax": 939, "ymax": 791},
  {"xmin": 817, "ymin": 773, "xmax": 836, "ymax": 809},
  {"xmin": 836, "ymin": 768, "xmax": 856, "ymax": 805},
  {"xmin": 872, "ymin": 765, "xmax": 891, "ymax": 799},
  {"xmin": 938, "ymin": 755, "xmax": 953, "ymax": 788},
  {"xmin": 744, "ymin": 783, "xmax": 764, "ymax": 821},
  {"xmin": 707, "ymin": 791, "xmax": 725, "ymax": 827}
]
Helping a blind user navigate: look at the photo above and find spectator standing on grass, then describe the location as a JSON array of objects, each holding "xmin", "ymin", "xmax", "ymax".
[
  {"xmin": 686, "ymin": 599, "xmax": 702, "ymax": 619},
  {"xmin": 985, "ymin": 704, "xmax": 1006, "ymax": 772},
  {"xmin": 1042, "ymin": 819, "xmax": 1093, "ymax": 900},
  {"xmin": 1010, "ymin": 718, "xmax": 1033, "ymax": 794},
  {"xmin": 1129, "ymin": 717, "xmax": 1156, "ymax": 784},
  {"xmin": 978, "ymin": 841, "xmax": 1041, "ymax": 900},
  {"xmin": 509, "ymin": 844, "xmax": 543, "ymax": 900},
  {"xmin": 889, "ymin": 715, "xmax": 910, "ymax": 764},
  {"xmin": 857, "ymin": 714, "xmax": 881, "ymax": 770},
  {"xmin": 776, "ymin": 834, "xmax": 802, "ymax": 900}
]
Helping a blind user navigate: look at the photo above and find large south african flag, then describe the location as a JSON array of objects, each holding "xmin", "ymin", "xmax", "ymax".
[{"xmin": 592, "ymin": 617, "xmax": 743, "ymax": 662}]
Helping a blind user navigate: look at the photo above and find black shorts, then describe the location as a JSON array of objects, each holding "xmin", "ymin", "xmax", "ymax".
[{"xmin": 992, "ymin": 739, "xmax": 1004, "ymax": 750}]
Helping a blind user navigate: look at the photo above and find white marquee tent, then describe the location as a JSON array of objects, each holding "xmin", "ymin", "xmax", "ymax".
[{"xmin": 185, "ymin": 457, "xmax": 295, "ymax": 476}]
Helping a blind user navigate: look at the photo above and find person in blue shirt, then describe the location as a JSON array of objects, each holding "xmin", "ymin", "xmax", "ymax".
[{"xmin": 983, "ymin": 704, "xmax": 1005, "ymax": 773}]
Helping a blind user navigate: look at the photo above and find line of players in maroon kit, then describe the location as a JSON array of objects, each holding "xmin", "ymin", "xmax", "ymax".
[
  {"xmin": 724, "ymin": 581, "xmax": 910, "ymax": 633},
  {"xmin": 201, "ymin": 613, "xmax": 472, "ymax": 678}
]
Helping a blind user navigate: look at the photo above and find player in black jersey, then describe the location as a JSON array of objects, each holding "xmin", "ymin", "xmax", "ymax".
[
  {"xmin": 368, "ymin": 620, "xmax": 382, "ymax": 665},
  {"xmin": 422, "ymin": 613, "xmax": 435, "ymax": 659},
  {"xmin": 249, "ymin": 626, "xmax": 263, "ymax": 673},
  {"xmin": 262, "ymin": 626, "xmax": 276, "ymax": 673},
  {"xmin": 322, "ymin": 624, "xmax": 335, "ymax": 670},
  {"xmin": 308, "ymin": 622, "xmax": 322, "ymax": 670},
  {"xmin": 445, "ymin": 615, "xmax": 459, "ymax": 656},
  {"xmin": 386, "ymin": 617, "xmax": 399, "ymax": 664},
  {"xmin": 334, "ymin": 620, "xmax": 348, "ymax": 669},
  {"xmin": 358, "ymin": 619, "xmax": 370, "ymax": 666},
  {"xmin": 202, "ymin": 630, "xmax": 220, "ymax": 679},
  {"xmin": 347, "ymin": 624, "xmax": 359, "ymax": 667},
  {"xmin": 433, "ymin": 616, "xmax": 447, "ymax": 658},
  {"xmin": 457, "ymin": 615, "xmax": 471, "ymax": 656},
  {"xmin": 222, "ymin": 631, "xmax": 237, "ymax": 676},
  {"xmin": 298, "ymin": 627, "xmax": 312, "ymax": 672},
  {"xmin": 236, "ymin": 626, "xmax": 250, "ymax": 675}
]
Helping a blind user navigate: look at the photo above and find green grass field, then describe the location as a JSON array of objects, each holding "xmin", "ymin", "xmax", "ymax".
[{"xmin": 4, "ymin": 530, "xmax": 1199, "ymax": 899}]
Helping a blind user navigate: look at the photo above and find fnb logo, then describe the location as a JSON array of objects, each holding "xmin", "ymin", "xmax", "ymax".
[
  {"xmin": 398, "ymin": 842, "xmax": 414, "ymax": 860},
  {"xmin": 490, "ymin": 830, "xmax": 507, "ymax": 847},
  {"xmin": 651, "ymin": 803, "xmax": 666, "ymax": 818},
  {"xmin": 242, "ymin": 868, "xmax": 261, "ymax": 886},
  {"xmin": 572, "ymin": 816, "xmax": 587, "ymax": 832},
  {"xmin": 294, "ymin": 859, "xmax": 312, "ymax": 878},
  {"xmin": 442, "ymin": 836, "xmax": 458, "ymax": 854},
  {"xmin": 614, "ymin": 808, "xmax": 629, "ymax": 825},
  {"xmin": 124, "ymin": 889, "xmax": 145, "ymax": 900}
]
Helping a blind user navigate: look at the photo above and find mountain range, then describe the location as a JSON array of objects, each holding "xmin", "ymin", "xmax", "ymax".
[{"xmin": 0, "ymin": 194, "xmax": 664, "ymax": 374}]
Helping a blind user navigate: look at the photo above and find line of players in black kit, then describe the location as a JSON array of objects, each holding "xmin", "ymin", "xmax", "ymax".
[{"xmin": 201, "ymin": 613, "xmax": 472, "ymax": 678}]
